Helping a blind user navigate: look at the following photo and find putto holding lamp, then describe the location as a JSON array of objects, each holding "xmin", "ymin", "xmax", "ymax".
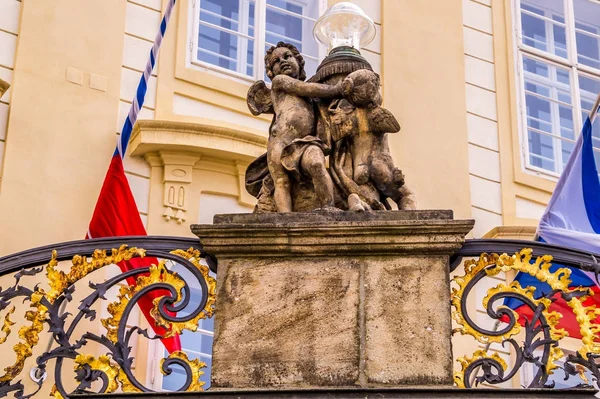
[{"xmin": 245, "ymin": 2, "xmax": 415, "ymax": 213}]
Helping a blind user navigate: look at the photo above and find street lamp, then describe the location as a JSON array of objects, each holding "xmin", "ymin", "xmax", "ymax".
[
  {"xmin": 310, "ymin": 2, "xmax": 377, "ymax": 83},
  {"xmin": 313, "ymin": 2, "xmax": 376, "ymax": 52}
]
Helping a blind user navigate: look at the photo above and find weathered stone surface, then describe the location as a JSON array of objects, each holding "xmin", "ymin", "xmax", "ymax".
[
  {"xmin": 212, "ymin": 258, "xmax": 360, "ymax": 388},
  {"xmin": 213, "ymin": 209, "xmax": 453, "ymax": 224},
  {"xmin": 191, "ymin": 210, "xmax": 472, "ymax": 258},
  {"xmin": 364, "ymin": 256, "xmax": 453, "ymax": 385},
  {"xmin": 82, "ymin": 387, "xmax": 598, "ymax": 398},
  {"xmin": 192, "ymin": 211, "xmax": 474, "ymax": 389}
]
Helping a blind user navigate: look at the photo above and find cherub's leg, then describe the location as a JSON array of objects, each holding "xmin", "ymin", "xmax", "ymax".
[
  {"xmin": 370, "ymin": 160, "xmax": 414, "ymax": 209},
  {"xmin": 301, "ymin": 146, "xmax": 335, "ymax": 209},
  {"xmin": 267, "ymin": 142, "xmax": 293, "ymax": 212}
]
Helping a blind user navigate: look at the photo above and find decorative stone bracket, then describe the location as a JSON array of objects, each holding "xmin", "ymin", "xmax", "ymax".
[
  {"xmin": 0, "ymin": 78, "xmax": 9, "ymax": 100},
  {"xmin": 159, "ymin": 152, "xmax": 200, "ymax": 224},
  {"xmin": 130, "ymin": 120, "xmax": 267, "ymax": 224}
]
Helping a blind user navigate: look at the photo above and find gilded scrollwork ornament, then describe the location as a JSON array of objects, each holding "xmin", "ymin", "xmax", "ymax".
[
  {"xmin": 0, "ymin": 243, "xmax": 216, "ymax": 398},
  {"xmin": 451, "ymin": 248, "xmax": 600, "ymax": 388}
]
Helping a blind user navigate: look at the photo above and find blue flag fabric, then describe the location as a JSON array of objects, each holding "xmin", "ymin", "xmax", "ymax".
[{"xmin": 505, "ymin": 117, "xmax": 600, "ymax": 338}]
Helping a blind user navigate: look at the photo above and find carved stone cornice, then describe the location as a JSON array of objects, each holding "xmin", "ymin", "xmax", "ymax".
[
  {"xmin": 0, "ymin": 78, "xmax": 9, "ymax": 99},
  {"xmin": 482, "ymin": 226, "xmax": 536, "ymax": 240},
  {"xmin": 129, "ymin": 120, "xmax": 267, "ymax": 162}
]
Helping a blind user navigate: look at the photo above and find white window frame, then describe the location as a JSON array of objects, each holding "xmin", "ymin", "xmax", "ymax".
[
  {"xmin": 513, "ymin": 0, "xmax": 600, "ymax": 179},
  {"xmin": 188, "ymin": 0, "xmax": 328, "ymax": 82}
]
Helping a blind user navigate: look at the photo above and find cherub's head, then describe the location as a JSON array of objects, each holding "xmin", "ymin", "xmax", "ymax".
[{"xmin": 265, "ymin": 42, "xmax": 306, "ymax": 81}]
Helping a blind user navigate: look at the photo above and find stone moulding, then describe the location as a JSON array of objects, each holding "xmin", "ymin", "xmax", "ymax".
[
  {"xmin": 193, "ymin": 211, "xmax": 475, "ymax": 389},
  {"xmin": 191, "ymin": 210, "xmax": 475, "ymax": 257},
  {"xmin": 0, "ymin": 78, "xmax": 9, "ymax": 99},
  {"xmin": 129, "ymin": 119, "xmax": 268, "ymax": 161}
]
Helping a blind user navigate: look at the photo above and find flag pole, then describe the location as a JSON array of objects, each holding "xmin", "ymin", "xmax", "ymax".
[{"xmin": 590, "ymin": 92, "xmax": 600, "ymax": 124}]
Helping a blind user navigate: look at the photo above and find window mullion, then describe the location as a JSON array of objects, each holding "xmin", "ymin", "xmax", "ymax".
[
  {"xmin": 238, "ymin": 0, "xmax": 250, "ymax": 75},
  {"xmin": 572, "ymin": 66, "xmax": 584, "ymax": 139},
  {"xmin": 255, "ymin": 0, "xmax": 267, "ymax": 80},
  {"xmin": 191, "ymin": 0, "xmax": 202, "ymax": 63},
  {"xmin": 564, "ymin": 0, "xmax": 577, "ymax": 66},
  {"xmin": 565, "ymin": 0, "xmax": 584, "ymax": 142},
  {"xmin": 549, "ymin": 67, "xmax": 563, "ymax": 173}
]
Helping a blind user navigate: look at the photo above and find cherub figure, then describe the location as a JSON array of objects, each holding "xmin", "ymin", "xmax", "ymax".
[
  {"xmin": 247, "ymin": 42, "xmax": 352, "ymax": 212},
  {"xmin": 328, "ymin": 70, "xmax": 415, "ymax": 211}
]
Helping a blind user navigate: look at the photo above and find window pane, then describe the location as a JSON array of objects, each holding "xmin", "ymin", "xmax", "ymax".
[
  {"xmin": 578, "ymin": 73, "xmax": 600, "ymax": 149},
  {"xmin": 196, "ymin": 0, "xmax": 256, "ymax": 76},
  {"xmin": 160, "ymin": 263, "xmax": 216, "ymax": 391},
  {"xmin": 265, "ymin": 0, "xmax": 319, "ymax": 78},
  {"xmin": 522, "ymin": 56, "xmax": 575, "ymax": 173},
  {"xmin": 520, "ymin": 0, "xmax": 567, "ymax": 59},
  {"xmin": 573, "ymin": 0, "xmax": 600, "ymax": 70}
]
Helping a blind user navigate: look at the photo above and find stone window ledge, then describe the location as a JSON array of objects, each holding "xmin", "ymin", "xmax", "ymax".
[
  {"xmin": 129, "ymin": 120, "xmax": 267, "ymax": 162},
  {"xmin": 483, "ymin": 226, "xmax": 536, "ymax": 240}
]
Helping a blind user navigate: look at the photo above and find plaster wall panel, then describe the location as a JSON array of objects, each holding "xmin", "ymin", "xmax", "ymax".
[
  {"xmin": 198, "ymin": 193, "xmax": 253, "ymax": 224},
  {"xmin": 0, "ymin": 30, "xmax": 17, "ymax": 69},
  {"xmin": 465, "ymin": 55, "xmax": 496, "ymax": 91},
  {"xmin": 462, "ymin": 0, "xmax": 493, "ymax": 34},
  {"xmin": 120, "ymin": 67, "xmax": 157, "ymax": 109},
  {"xmin": 123, "ymin": 152, "xmax": 152, "ymax": 178},
  {"xmin": 466, "ymin": 83, "xmax": 498, "ymax": 121},
  {"xmin": 0, "ymin": 0, "xmax": 21, "ymax": 34},
  {"xmin": 125, "ymin": 1, "xmax": 161, "ymax": 41},
  {"xmin": 140, "ymin": 213, "xmax": 149, "ymax": 228},
  {"xmin": 0, "ymin": 67, "xmax": 13, "ymax": 101},
  {"xmin": 468, "ymin": 144, "xmax": 501, "ymax": 182},
  {"xmin": 471, "ymin": 206, "xmax": 503, "ymax": 238},
  {"xmin": 130, "ymin": 0, "xmax": 162, "ymax": 11},
  {"xmin": 466, "ymin": 113, "xmax": 499, "ymax": 151},
  {"xmin": 0, "ymin": 0, "xmax": 127, "ymax": 253},
  {"xmin": 123, "ymin": 34, "xmax": 157, "ymax": 74},
  {"xmin": 0, "ymin": 140, "xmax": 4, "ymax": 172},
  {"xmin": 173, "ymin": 94, "xmax": 271, "ymax": 132},
  {"xmin": 469, "ymin": 175, "xmax": 503, "ymax": 214},
  {"xmin": 126, "ymin": 172, "xmax": 151, "ymax": 214},
  {"xmin": 515, "ymin": 197, "xmax": 546, "ymax": 220},
  {"xmin": 117, "ymin": 100, "xmax": 155, "ymax": 132},
  {"xmin": 364, "ymin": 23, "xmax": 381, "ymax": 54},
  {"xmin": 463, "ymin": 26, "xmax": 494, "ymax": 62},
  {"xmin": 363, "ymin": 50, "xmax": 381, "ymax": 75},
  {"xmin": 0, "ymin": 102, "xmax": 8, "ymax": 141},
  {"xmin": 381, "ymin": 0, "xmax": 472, "ymax": 219},
  {"xmin": 352, "ymin": 0, "xmax": 380, "ymax": 24}
]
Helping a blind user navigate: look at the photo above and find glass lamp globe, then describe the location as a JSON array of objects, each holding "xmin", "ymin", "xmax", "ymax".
[{"xmin": 313, "ymin": 2, "xmax": 376, "ymax": 52}]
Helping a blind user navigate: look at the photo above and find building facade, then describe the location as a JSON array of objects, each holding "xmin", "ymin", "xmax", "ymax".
[{"xmin": 0, "ymin": 0, "xmax": 598, "ymax": 393}]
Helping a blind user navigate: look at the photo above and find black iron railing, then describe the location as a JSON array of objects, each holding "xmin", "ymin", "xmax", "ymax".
[
  {"xmin": 0, "ymin": 237, "xmax": 217, "ymax": 398},
  {"xmin": 0, "ymin": 236, "xmax": 598, "ymax": 397},
  {"xmin": 450, "ymin": 239, "xmax": 600, "ymax": 389}
]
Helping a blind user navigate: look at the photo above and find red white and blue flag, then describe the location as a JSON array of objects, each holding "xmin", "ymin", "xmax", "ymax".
[
  {"xmin": 87, "ymin": 0, "xmax": 180, "ymax": 353},
  {"xmin": 505, "ymin": 115, "xmax": 600, "ymax": 338}
]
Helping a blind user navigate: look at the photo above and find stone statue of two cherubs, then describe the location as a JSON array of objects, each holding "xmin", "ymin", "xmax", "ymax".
[{"xmin": 245, "ymin": 42, "xmax": 415, "ymax": 213}]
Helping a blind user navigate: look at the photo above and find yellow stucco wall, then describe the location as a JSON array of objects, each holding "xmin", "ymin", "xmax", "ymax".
[
  {"xmin": 0, "ymin": 0, "xmax": 127, "ymax": 253},
  {"xmin": 0, "ymin": 0, "xmax": 578, "ymax": 392},
  {"xmin": 382, "ymin": 0, "xmax": 472, "ymax": 220}
]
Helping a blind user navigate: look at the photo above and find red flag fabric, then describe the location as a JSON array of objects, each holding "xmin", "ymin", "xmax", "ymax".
[{"xmin": 88, "ymin": 155, "xmax": 181, "ymax": 353}]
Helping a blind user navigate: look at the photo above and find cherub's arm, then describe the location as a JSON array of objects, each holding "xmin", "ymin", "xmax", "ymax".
[{"xmin": 272, "ymin": 75, "xmax": 352, "ymax": 98}]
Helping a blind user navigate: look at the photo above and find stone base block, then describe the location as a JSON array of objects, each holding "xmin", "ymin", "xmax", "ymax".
[{"xmin": 191, "ymin": 211, "xmax": 474, "ymax": 389}]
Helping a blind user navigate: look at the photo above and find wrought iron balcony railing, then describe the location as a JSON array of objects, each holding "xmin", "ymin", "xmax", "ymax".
[
  {"xmin": 0, "ymin": 236, "xmax": 598, "ymax": 397},
  {"xmin": 450, "ymin": 239, "xmax": 600, "ymax": 389},
  {"xmin": 0, "ymin": 237, "xmax": 217, "ymax": 398}
]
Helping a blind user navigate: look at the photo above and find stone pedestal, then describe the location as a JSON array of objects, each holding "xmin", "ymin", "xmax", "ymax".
[{"xmin": 191, "ymin": 211, "xmax": 474, "ymax": 389}]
